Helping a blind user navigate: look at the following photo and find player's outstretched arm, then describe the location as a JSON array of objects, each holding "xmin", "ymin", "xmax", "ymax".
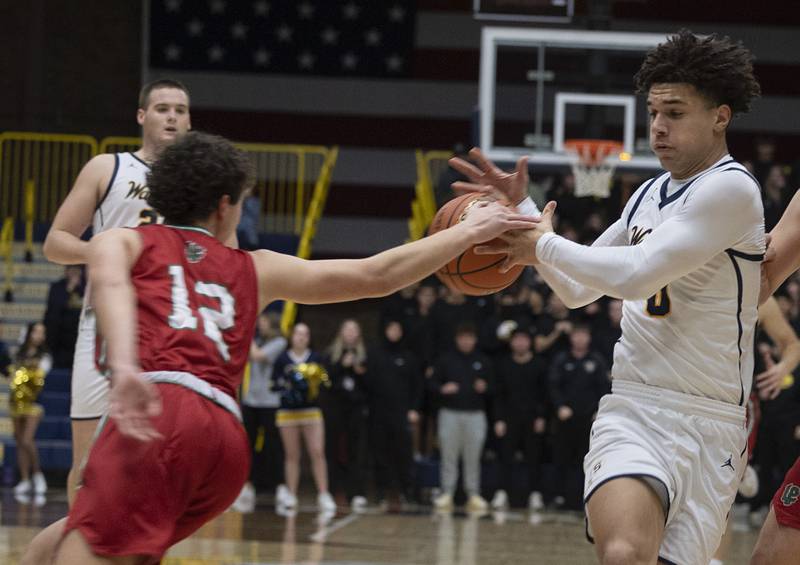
[
  {"xmin": 450, "ymin": 147, "xmax": 628, "ymax": 308},
  {"xmin": 87, "ymin": 229, "xmax": 162, "ymax": 442},
  {"xmin": 755, "ymin": 295, "xmax": 800, "ymax": 399},
  {"xmin": 501, "ymin": 171, "xmax": 762, "ymax": 301},
  {"xmin": 43, "ymin": 154, "xmax": 116, "ymax": 265},
  {"xmin": 252, "ymin": 201, "xmax": 536, "ymax": 310},
  {"xmin": 763, "ymin": 189, "xmax": 800, "ymax": 297}
]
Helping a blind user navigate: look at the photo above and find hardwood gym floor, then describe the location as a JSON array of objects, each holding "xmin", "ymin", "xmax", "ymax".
[{"xmin": 0, "ymin": 490, "xmax": 760, "ymax": 564}]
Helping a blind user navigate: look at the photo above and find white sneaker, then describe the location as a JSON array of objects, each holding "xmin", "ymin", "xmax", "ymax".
[
  {"xmin": 33, "ymin": 472, "xmax": 47, "ymax": 494},
  {"xmin": 491, "ymin": 489, "xmax": 508, "ymax": 509},
  {"xmin": 467, "ymin": 494, "xmax": 489, "ymax": 513},
  {"xmin": 351, "ymin": 495, "xmax": 368, "ymax": 512},
  {"xmin": 276, "ymin": 484, "xmax": 297, "ymax": 508},
  {"xmin": 738, "ymin": 465, "xmax": 759, "ymax": 498},
  {"xmin": 231, "ymin": 482, "xmax": 255, "ymax": 513},
  {"xmin": 433, "ymin": 492, "xmax": 453, "ymax": 511},
  {"xmin": 528, "ymin": 491, "xmax": 544, "ymax": 511},
  {"xmin": 13, "ymin": 479, "xmax": 31, "ymax": 496},
  {"xmin": 318, "ymin": 492, "xmax": 336, "ymax": 512}
]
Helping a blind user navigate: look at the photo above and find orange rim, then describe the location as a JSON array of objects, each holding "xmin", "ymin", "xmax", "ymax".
[{"xmin": 564, "ymin": 139, "xmax": 624, "ymax": 166}]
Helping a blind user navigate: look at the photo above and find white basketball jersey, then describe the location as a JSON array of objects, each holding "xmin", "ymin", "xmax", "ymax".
[
  {"xmin": 93, "ymin": 152, "xmax": 157, "ymax": 233},
  {"xmin": 613, "ymin": 157, "xmax": 764, "ymax": 405},
  {"xmin": 84, "ymin": 152, "xmax": 160, "ymax": 316}
]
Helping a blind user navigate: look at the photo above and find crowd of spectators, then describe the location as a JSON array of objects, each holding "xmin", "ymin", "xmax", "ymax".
[{"xmin": 3, "ymin": 139, "xmax": 800, "ymax": 520}]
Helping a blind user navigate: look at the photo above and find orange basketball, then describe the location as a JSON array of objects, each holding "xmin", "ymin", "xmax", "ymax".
[{"xmin": 428, "ymin": 193, "xmax": 524, "ymax": 296}]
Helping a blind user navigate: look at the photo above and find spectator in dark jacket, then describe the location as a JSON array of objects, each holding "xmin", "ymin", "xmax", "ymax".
[
  {"xmin": 364, "ymin": 319, "xmax": 423, "ymax": 505},
  {"xmin": 548, "ymin": 323, "xmax": 610, "ymax": 509},
  {"xmin": 491, "ymin": 329, "xmax": 549, "ymax": 511},
  {"xmin": 43, "ymin": 265, "xmax": 84, "ymax": 369},
  {"xmin": 322, "ymin": 319, "xmax": 369, "ymax": 510},
  {"xmin": 431, "ymin": 324, "xmax": 493, "ymax": 513}
]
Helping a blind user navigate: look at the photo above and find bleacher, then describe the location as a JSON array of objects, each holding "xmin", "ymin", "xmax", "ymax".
[{"xmin": 0, "ymin": 241, "xmax": 74, "ymax": 485}]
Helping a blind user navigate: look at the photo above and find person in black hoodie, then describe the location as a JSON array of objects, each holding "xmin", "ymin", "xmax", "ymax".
[
  {"xmin": 430, "ymin": 323, "xmax": 493, "ymax": 513},
  {"xmin": 490, "ymin": 328, "xmax": 549, "ymax": 511},
  {"xmin": 323, "ymin": 319, "xmax": 369, "ymax": 511},
  {"xmin": 364, "ymin": 319, "xmax": 423, "ymax": 506},
  {"xmin": 548, "ymin": 323, "xmax": 610, "ymax": 510}
]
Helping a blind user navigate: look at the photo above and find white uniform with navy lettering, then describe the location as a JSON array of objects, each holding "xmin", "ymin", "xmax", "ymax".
[
  {"xmin": 519, "ymin": 154, "xmax": 765, "ymax": 565},
  {"xmin": 71, "ymin": 152, "xmax": 157, "ymax": 418}
]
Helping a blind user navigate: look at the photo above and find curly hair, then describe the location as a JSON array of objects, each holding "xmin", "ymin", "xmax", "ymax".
[
  {"xmin": 146, "ymin": 132, "xmax": 254, "ymax": 226},
  {"xmin": 634, "ymin": 29, "xmax": 761, "ymax": 115}
]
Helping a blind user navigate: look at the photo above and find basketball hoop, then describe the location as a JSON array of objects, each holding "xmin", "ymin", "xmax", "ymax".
[{"xmin": 564, "ymin": 139, "xmax": 626, "ymax": 199}]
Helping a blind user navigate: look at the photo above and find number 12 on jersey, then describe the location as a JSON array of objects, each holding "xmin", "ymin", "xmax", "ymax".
[
  {"xmin": 167, "ymin": 265, "xmax": 235, "ymax": 361},
  {"xmin": 646, "ymin": 285, "xmax": 671, "ymax": 317}
]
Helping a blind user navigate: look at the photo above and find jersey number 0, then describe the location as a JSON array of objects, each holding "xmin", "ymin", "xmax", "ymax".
[
  {"xmin": 167, "ymin": 265, "xmax": 235, "ymax": 361},
  {"xmin": 646, "ymin": 286, "xmax": 671, "ymax": 317}
]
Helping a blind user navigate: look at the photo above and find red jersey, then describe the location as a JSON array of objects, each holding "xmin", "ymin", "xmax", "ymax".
[{"xmin": 128, "ymin": 224, "xmax": 258, "ymax": 399}]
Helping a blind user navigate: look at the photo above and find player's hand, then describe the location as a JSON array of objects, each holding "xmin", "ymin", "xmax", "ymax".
[
  {"xmin": 473, "ymin": 201, "xmax": 557, "ymax": 271},
  {"xmin": 474, "ymin": 378, "xmax": 487, "ymax": 393},
  {"xmin": 441, "ymin": 382, "xmax": 460, "ymax": 395},
  {"xmin": 494, "ymin": 420, "xmax": 507, "ymax": 437},
  {"xmin": 557, "ymin": 405, "xmax": 573, "ymax": 421},
  {"xmin": 533, "ymin": 417, "xmax": 546, "ymax": 434},
  {"xmin": 758, "ymin": 233, "xmax": 775, "ymax": 305},
  {"xmin": 449, "ymin": 148, "xmax": 529, "ymax": 205},
  {"xmin": 407, "ymin": 409, "xmax": 420, "ymax": 424},
  {"xmin": 755, "ymin": 362, "xmax": 788, "ymax": 400},
  {"xmin": 460, "ymin": 200, "xmax": 538, "ymax": 244},
  {"xmin": 109, "ymin": 367, "xmax": 163, "ymax": 442}
]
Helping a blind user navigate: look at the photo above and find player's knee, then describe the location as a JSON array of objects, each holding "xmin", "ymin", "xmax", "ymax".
[{"xmin": 598, "ymin": 538, "xmax": 649, "ymax": 565}]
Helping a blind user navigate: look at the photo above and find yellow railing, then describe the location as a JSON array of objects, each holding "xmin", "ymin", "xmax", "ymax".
[
  {"xmin": 98, "ymin": 136, "xmax": 141, "ymax": 155},
  {"xmin": 0, "ymin": 132, "xmax": 98, "ymax": 223},
  {"xmin": 1, "ymin": 218, "xmax": 14, "ymax": 301},
  {"xmin": 279, "ymin": 146, "xmax": 338, "ymax": 335},
  {"xmin": 0, "ymin": 132, "xmax": 337, "ymax": 330},
  {"xmin": 408, "ymin": 150, "xmax": 453, "ymax": 241}
]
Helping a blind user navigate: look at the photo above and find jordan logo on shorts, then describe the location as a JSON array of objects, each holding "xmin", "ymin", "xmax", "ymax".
[
  {"xmin": 780, "ymin": 483, "xmax": 800, "ymax": 507},
  {"xmin": 720, "ymin": 455, "xmax": 735, "ymax": 471}
]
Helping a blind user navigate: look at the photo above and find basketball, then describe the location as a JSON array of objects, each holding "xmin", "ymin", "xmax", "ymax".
[{"xmin": 428, "ymin": 193, "xmax": 524, "ymax": 296}]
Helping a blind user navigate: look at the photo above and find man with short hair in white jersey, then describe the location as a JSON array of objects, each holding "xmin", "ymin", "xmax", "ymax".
[
  {"xmin": 450, "ymin": 30, "xmax": 764, "ymax": 564},
  {"xmin": 42, "ymin": 79, "xmax": 191, "ymax": 505}
]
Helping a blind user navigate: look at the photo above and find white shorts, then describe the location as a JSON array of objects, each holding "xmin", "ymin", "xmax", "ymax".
[
  {"xmin": 70, "ymin": 310, "xmax": 109, "ymax": 419},
  {"xmin": 584, "ymin": 380, "xmax": 748, "ymax": 565}
]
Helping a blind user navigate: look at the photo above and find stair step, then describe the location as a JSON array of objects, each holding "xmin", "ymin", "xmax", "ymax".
[
  {"xmin": 1, "ymin": 323, "xmax": 26, "ymax": 342},
  {"xmin": 0, "ymin": 261, "xmax": 64, "ymax": 280},
  {"xmin": 0, "ymin": 302, "xmax": 46, "ymax": 321},
  {"xmin": 12, "ymin": 282, "xmax": 51, "ymax": 300}
]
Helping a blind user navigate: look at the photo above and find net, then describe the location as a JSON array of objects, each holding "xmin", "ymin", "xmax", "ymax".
[{"xmin": 565, "ymin": 139, "xmax": 625, "ymax": 199}]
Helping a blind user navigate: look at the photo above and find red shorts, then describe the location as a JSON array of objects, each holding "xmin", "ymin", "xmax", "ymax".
[
  {"xmin": 65, "ymin": 383, "xmax": 250, "ymax": 562},
  {"xmin": 772, "ymin": 456, "xmax": 800, "ymax": 530}
]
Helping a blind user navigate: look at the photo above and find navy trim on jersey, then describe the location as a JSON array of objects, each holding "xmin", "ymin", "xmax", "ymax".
[
  {"xmin": 727, "ymin": 249, "xmax": 765, "ymax": 262},
  {"xmin": 658, "ymin": 556, "xmax": 680, "ymax": 565},
  {"xmin": 626, "ymin": 175, "xmax": 661, "ymax": 228},
  {"xmin": 658, "ymin": 159, "xmax": 736, "ymax": 210},
  {"xmin": 95, "ymin": 153, "xmax": 120, "ymax": 227},
  {"xmin": 726, "ymin": 250, "xmax": 746, "ymax": 406},
  {"xmin": 721, "ymin": 165, "xmax": 760, "ymax": 187},
  {"xmin": 128, "ymin": 152, "xmax": 151, "ymax": 168}
]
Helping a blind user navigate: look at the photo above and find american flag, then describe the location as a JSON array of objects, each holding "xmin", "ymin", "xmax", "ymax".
[
  {"xmin": 149, "ymin": 0, "xmax": 415, "ymax": 77},
  {"xmin": 146, "ymin": 1, "xmax": 800, "ymax": 257}
]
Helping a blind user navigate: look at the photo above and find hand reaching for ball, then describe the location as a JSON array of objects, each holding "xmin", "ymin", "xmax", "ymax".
[
  {"xmin": 473, "ymin": 201, "xmax": 557, "ymax": 272},
  {"xmin": 449, "ymin": 147, "xmax": 530, "ymax": 205},
  {"xmin": 459, "ymin": 199, "xmax": 538, "ymax": 245}
]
